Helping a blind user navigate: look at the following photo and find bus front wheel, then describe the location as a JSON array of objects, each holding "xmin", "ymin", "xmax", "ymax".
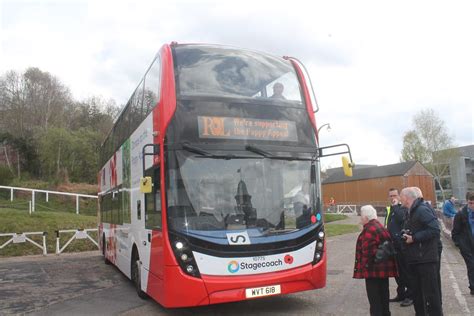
[{"xmin": 131, "ymin": 248, "xmax": 148, "ymax": 299}]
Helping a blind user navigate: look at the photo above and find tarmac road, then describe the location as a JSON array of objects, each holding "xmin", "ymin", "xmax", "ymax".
[{"xmin": 1, "ymin": 217, "xmax": 473, "ymax": 315}]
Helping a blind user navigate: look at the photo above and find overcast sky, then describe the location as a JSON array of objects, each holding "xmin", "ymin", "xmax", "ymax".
[{"xmin": 1, "ymin": 0, "xmax": 473, "ymax": 169}]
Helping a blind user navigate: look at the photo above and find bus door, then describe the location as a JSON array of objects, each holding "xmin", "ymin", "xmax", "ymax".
[{"xmin": 143, "ymin": 167, "xmax": 164, "ymax": 280}]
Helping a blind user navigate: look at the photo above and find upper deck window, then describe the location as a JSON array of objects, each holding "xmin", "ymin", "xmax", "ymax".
[{"xmin": 174, "ymin": 45, "xmax": 303, "ymax": 105}]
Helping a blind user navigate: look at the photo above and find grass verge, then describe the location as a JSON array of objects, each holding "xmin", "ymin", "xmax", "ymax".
[
  {"xmin": 325, "ymin": 224, "xmax": 360, "ymax": 237},
  {"xmin": 324, "ymin": 214, "xmax": 348, "ymax": 223},
  {"xmin": 0, "ymin": 207, "xmax": 98, "ymax": 257}
]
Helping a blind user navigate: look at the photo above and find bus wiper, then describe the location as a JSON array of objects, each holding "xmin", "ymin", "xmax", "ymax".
[
  {"xmin": 182, "ymin": 143, "xmax": 236, "ymax": 160},
  {"xmin": 182, "ymin": 143, "xmax": 211, "ymax": 156},
  {"xmin": 245, "ymin": 145, "xmax": 312, "ymax": 161},
  {"xmin": 261, "ymin": 227, "xmax": 297, "ymax": 236},
  {"xmin": 245, "ymin": 145, "xmax": 272, "ymax": 157}
]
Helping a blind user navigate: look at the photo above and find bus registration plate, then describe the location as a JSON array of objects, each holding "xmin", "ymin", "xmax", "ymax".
[{"xmin": 245, "ymin": 285, "xmax": 281, "ymax": 298}]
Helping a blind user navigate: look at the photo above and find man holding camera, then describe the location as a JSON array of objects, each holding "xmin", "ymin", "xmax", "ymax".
[
  {"xmin": 385, "ymin": 188, "xmax": 413, "ymax": 307},
  {"xmin": 452, "ymin": 191, "xmax": 474, "ymax": 295},
  {"xmin": 400, "ymin": 187, "xmax": 442, "ymax": 316}
]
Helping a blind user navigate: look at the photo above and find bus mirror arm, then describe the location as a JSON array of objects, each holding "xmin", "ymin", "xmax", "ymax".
[
  {"xmin": 317, "ymin": 143, "xmax": 355, "ymax": 177},
  {"xmin": 141, "ymin": 144, "xmax": 160, "ymax": 176}
]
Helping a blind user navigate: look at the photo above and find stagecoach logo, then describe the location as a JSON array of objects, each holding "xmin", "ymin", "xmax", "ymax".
[
  {"xmin": 198, "ymin": 116, "xmax": 298, "ymax": 142},
  {"xmin": 228, "ymin": 260, "xmax": 240, "ymax": 273}
]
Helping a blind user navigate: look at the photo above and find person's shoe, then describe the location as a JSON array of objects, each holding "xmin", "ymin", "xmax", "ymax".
[
  {"xmin": 389, "ymin": 296, "xmax": 404, "ymax": 302},
  {"xmin": 400, "ymin": 298, "xmax": 414, "ymax": 307}
]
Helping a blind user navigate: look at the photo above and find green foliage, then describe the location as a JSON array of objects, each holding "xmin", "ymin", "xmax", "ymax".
[
  {"xmin": 401, "ymin": 131, "xmax": 429, "ymax": 162},
  {"xmin": 0, "ymin": 165, "xmax": 14, "ymax": 185},
  {"xmin": 9, "ymin": 178, "xmax": 50, "ymax": 190},
  {"xmin": 0, "ymin": 68, "xmax": 119, "ymax": 185},
  {"xmin": 36, "ymin": 128, "xmax": 103, "ymax": 183}
]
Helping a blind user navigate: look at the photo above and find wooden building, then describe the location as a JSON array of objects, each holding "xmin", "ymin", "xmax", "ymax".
[{"xmin": 322, "ymin": 161, "xmax": 435, "ymax": 208}]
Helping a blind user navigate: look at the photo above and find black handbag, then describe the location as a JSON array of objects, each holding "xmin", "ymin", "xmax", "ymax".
[{"xmin": 374, "ymin": 240, "xmax": 395, "ymax": 263}]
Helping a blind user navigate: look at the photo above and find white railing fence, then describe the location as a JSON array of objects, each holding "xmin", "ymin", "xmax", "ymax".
[
  {"xmin": 0, "ymin": 185, "xmax": 97, "ymax": 214},
  {"xmin": 0, "ymin": 231, "xmax": 48, "ymax": 255},
  {"xmin": 55, "ymin": 228, "xmax": 99, "ymax": 255},
  {"xmin": 336, "ymin": 205, "xmax": 358, "ymax": 215}
]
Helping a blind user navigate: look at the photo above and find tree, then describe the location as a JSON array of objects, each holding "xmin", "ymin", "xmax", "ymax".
[
  {"xmin": 0, "ymin": 68, "xmax": 73, "ymax": 138},
  {"xmin": 400, "ymin": 108, "xmax": 457, "ymax": 200},
  {"xmin": 1, "ymin": 67, "xmax": 120, "ymax": 184},
  {"xmin": 70, "ymin": 96, "xmax": 118, "ymax": 137}
]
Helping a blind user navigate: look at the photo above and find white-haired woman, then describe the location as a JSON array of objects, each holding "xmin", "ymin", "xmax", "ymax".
[{"xmin": 353, "ymin": 205, "xmax": 398, "ymax": 316}]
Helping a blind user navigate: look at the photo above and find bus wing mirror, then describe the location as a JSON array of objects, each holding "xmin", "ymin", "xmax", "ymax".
[
  {"xmin": 342, "ymin": 156, "xmax": 354, "ymax": 177},
  {"xmin": 140, "ymin": 176, "xmax": 152, "ymax": 193}
]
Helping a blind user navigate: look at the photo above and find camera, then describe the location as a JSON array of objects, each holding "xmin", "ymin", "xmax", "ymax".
[{"xmin": 400, "ymin": 229, "xmax": 412, "ymax": 241}]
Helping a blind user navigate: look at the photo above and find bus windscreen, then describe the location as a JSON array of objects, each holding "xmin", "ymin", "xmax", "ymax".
[{"xmin": 174, "ymin": 45, "xmax": 303, "ymax": 103}]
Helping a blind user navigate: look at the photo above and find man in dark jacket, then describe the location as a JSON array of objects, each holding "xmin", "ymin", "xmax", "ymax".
[
  {"xmin": 400, "ymin": 187, "xmax": 442, "ymax": 316},
  {"xmin": 385, "ymin": 188, "xmax": 413, "ymax": 306},
  {"xmin": 452, "ymin": 191, "xmax": 474, "ymax": 294}
]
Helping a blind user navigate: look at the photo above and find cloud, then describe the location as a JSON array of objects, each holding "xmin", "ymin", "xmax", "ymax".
[{"xmin": 1, "ymin": 0, "xmax": 472, "ymax": 166}]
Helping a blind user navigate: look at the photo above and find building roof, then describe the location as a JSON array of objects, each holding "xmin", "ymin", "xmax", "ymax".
[
  {"xmin": 436, "ymin": 145, "xmax": 474, "ymax": 158},
  {"xmin": 323, "ymin": 161, "xmax": 419, "ymax": 184}
]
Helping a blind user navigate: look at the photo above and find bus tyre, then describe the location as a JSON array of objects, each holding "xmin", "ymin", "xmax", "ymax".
[
  {"xmin": 132, "ymin": 250, "xmax": 148, "ymax": 299},
  {"xmin": 103, "ymin": 235, "xmax": 111, "ymax": 265}
]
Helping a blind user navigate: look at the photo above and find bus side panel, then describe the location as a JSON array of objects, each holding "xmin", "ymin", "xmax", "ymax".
[
  {"xmin": 161, "ymin": 266, "xmax": 209, "ymax": 307},
  {"xmin": 310, "ymin": 250, "xmax": 327, "ymax": 288},
  {"xmin": 145, "ymin": 230, "xmax": 164, "ymax": 296}
]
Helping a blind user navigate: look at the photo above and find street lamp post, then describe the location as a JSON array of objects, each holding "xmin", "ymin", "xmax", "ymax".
[{"xmin": 317, "ymin": 123, "xmax": 331, "ymax": 134}]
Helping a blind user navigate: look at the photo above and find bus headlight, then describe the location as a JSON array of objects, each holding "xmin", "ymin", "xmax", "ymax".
[
  {"xmin": 169, "ymin": 234, "xmax": 201, "ymax": 278},
  {"xmin": 313, "ymin": 228, "xmax": 325, "ymax": 264}
]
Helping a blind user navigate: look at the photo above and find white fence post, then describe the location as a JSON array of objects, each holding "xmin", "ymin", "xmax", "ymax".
[
  {"xmin": 76, "ymin": 196, "xmax": 79, "ymax": 215},
  {"xmin": 29, "ymin": 201, "xmax": 32, "ymax": 215},
  {"xmin": 10, "ymin": 188, "xmax": 13, "ymax": 201},
  {"xmin": 46, "ymin": 192, "xmax": 49, "ymax": 202},
  {"xmin": 32, "ymin": 191, "xmax": 35, "ymax": 212},
  {"xmin": 42, "ymin": 232, "xmax": 47, "ymax": 256},
  {"xmin": 55, "ymin": 230, "xmax": 60, "ymax": 255}
]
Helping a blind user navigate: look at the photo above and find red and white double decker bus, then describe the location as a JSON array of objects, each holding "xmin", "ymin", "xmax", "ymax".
[{"xmin": 98, "ymin": 42, "xmax": 353, "ymax": 307}]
